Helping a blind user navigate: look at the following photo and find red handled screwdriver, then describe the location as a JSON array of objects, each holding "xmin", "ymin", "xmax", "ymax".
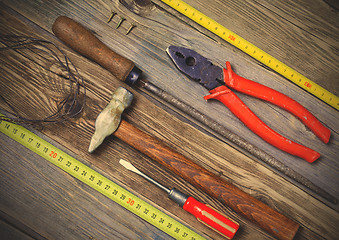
[{"xmin": 119, "ymin": 159, "xmax": 239, "ymax": 239}]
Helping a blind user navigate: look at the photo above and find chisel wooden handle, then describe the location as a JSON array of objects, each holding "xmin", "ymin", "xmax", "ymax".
[
  {"xmin": 52, "ymin": 16, "xmax": 299, "ymax": 240},
  {"xmin": 52, "ymin": 16, "xmax": 141, "ymax": 84}
]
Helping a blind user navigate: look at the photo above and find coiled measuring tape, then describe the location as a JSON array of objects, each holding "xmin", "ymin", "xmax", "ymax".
[
  {"xmin": 0, "ymin": 117, "xmax": 205, "ymax": 240},
  {"xmin": 159, "ymin": 0, "xmax": 339, "ymax": 110}
]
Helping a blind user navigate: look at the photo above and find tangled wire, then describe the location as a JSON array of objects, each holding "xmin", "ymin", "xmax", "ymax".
[{"xmin": 0, "ymin": 35, "xmax": 86, "ymax": 125}]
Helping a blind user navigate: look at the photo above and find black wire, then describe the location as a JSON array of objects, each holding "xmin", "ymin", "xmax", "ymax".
[{"xmin": 0, "ymin": 35, "xmax": 86, "ymax": 125}]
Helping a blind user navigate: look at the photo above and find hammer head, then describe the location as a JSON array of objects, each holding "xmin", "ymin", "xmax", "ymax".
[{"xmin": 88, "ymin": 87, "xmax": 133, "ymax": 153}]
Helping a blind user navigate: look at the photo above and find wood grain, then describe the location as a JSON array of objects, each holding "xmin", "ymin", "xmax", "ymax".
[
  {"xmin": 0, "ymin": 133, "xmax": 174, "ymax": 240},
  {"xmin": 0, "ymin": 1, "xmax": 338, "ymax": 240},
  {"xmin": 1, "ymin": 2, "xmax": 337, "ymax": 203}
]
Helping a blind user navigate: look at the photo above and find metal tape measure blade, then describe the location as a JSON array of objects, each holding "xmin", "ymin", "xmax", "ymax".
[{"xmin": 0, "ymin": 118, "xmax": 206, "ymax": 240}]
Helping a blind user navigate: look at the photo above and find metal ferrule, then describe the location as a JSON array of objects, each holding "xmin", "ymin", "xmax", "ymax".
[
  {"xmin": 125, "ymin": 66, "xmax": 142, "ymax": 85},
  {"xmin": 168, "ymin": 188, "xmax": 189, "ymax": 207}
]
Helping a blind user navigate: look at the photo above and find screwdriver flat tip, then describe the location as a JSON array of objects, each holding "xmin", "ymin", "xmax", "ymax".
[
  {"xmin": 119, "ymin": 159, "xmax": 142, "ymax": 174},
  {"xmin": 120, "ymin": 159, "xmax": 171, "ymax": 193}
]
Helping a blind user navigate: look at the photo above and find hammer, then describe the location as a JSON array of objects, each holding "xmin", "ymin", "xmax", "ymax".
[{"xmin": 52, "ymin": 16, "xmax": 299, "ymax": 240}]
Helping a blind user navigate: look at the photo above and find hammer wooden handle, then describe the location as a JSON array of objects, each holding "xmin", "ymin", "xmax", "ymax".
[
  {"xmin": 52, "ymin": 16, "xmax": 299, "ymax": 240},
  {"xmin": 115, "ymin": 121, "xmax": 299, "ymax": 240}
]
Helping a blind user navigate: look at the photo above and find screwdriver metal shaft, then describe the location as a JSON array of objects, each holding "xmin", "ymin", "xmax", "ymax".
[
  {"xmin": 120, "ymin": 159, "xmax": 170, "ymax": 194},
  {"xmin": 120, "ymin": 159, "xmax": 239, "ymax": 239}
]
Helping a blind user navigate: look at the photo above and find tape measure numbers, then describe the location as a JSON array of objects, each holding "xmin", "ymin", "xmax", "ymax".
[
  {"xmin": 0, "ymin": 118, "xmax": 206, "ymax": 240},
  {"xmin": 159, "ymin": 0, "xmax": 339, "ymax": 110}
]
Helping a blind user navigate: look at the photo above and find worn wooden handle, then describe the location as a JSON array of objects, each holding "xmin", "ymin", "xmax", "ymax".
[
  {"xmin": 115, "ymin": 120, "xmax": 299, "ymax": 240},
  {"xmin": 52, "ymin": 16, "xmax": 134, "ymax": 81}
]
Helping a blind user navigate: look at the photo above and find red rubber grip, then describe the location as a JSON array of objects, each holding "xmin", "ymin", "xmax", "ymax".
[
  {"xmin": 222, "ymin": 61, "xmax": 331, "ymax": 143},
  {"xmin": 204, "ymin": 85, "xmax": 320, "ymax": 163},
  {"xmin": 183, "ymin": 196, "xmax": 239, "ymax": 239}
]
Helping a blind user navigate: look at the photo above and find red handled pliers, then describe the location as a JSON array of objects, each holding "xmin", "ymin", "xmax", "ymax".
[{"xmin": 167, "ymin": 46, "xmax": 330, "ymax": 163}]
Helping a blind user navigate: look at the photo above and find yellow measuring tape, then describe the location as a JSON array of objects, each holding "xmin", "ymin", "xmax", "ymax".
[
  {"xmin": 159, "ymin": 0, "xmax": 339, "ymax": 110},
  {"xmin": 0, "ymin": 117, "xmax": 205, "ymax": 240}
]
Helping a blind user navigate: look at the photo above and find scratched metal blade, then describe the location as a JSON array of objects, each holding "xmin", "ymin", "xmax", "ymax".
[{"xmin": 166, "ymin": 46, "xmax": 223, "ymax": 90}]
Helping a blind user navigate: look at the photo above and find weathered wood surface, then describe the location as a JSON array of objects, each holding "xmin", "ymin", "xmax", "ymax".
[
  {"xmin": 0, "ymin": 133, "xmax": 174, "ymax": 240},
  {"xmin": 0, "ymin": 0, "xmax": 338, "ymax": 239},
  {"xmin": 3, "ymin": 0, "xmax": 337, "ymax": 203}
]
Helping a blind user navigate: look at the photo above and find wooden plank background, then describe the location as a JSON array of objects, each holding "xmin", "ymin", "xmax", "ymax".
[{"xmin": 0, "ymin": 0, "xmax": 338, "ymax": 239}]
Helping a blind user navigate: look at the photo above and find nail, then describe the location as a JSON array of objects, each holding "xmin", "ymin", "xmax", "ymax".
[
  {"xmin": 116, "ymin": 17, "xmax": 125, "ymax": 29},
  {"xmin": 126, "ymin": 23, "xmax": 136, "ymax": 35},
  {"xmin": 107, "ymin": 11, "xmax": 116, "ymax": 23}
]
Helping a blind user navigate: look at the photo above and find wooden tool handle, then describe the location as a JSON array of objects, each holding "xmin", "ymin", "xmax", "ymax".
[
  {"xmin": 115, "ymin": 120, "xmax": 299, "ymax": 240},
  {"xmin": 52, "ymin": 16, "xmax": 134, "ymax": 81}
]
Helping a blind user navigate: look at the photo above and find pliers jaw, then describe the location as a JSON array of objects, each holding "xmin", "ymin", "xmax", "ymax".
[{"xmin": 166, "ymin": 46, "xmax": 223, "ymax": 90}]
